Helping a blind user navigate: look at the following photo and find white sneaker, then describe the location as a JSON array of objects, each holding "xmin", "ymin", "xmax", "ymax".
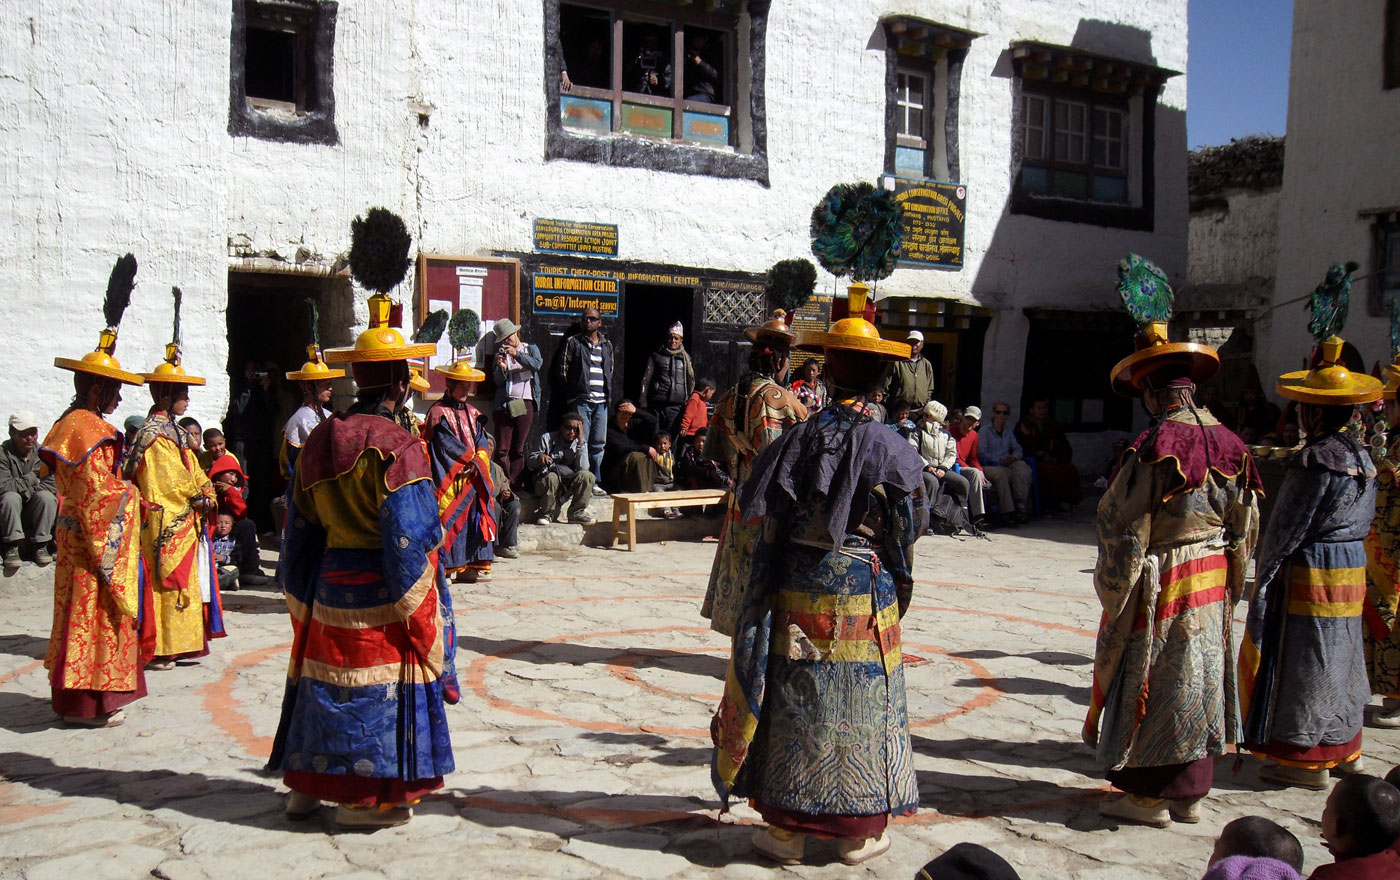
[
  {"xmin": 534, "ymin": 516, "xmax": 553, "ymax": 526},
  {"xmin": 591, "ymin": 486, "xmax": 608, "ymax": 496}
]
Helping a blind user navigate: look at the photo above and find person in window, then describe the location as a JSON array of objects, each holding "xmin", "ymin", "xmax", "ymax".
[
  {"xmin": 628, "ymin": 33, "xmax": 670, "ymax": 95},
  {"xmin": 683, "ymin": 33, "xmax": 719, "ymax": 102}
]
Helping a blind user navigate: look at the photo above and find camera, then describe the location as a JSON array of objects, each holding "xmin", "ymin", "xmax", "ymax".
[{"xmin": 251, "ymin": 371, "xmax": 270, "ymax": 381}]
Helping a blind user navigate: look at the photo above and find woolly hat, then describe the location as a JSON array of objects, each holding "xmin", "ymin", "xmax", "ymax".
[
  {"xmin": 923, "ymin": 400, "xmax": 947, "ymax": 423},
  {"xmin": 1200, "ymin": 855, "xmax": 1301, "ymax": 880},
  {"xmin": 668, "ymin": 322, "xmax": 684, "ymax": 338}
]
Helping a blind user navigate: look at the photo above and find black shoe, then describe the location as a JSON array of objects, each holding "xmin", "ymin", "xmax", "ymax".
[{"xmin": 239, "ymin": 571, "xmax": 270, "ymax": 586}]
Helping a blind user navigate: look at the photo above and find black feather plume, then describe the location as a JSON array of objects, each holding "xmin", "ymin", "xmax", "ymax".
[
  {"xmin": 766, "ymin": 259, "xmax": 817, "ymax": 314},
  {"xmin": 348, "ymin": 207, "xmax": 413, "ymax": 294},
  {"xmin": 413, "ymin": 309, "xmax": 449, "ymax": 345},
  {"xmin": 103, "ymin": 253, "xmax": 138, "ymax": 329},
  {"xmin": 448, "ymin": 309, "xmax": 481, "ymax": 353},
  {"xmin": 306, "ymin": 298, "xmax": 321, "ymax": 348},
  {"xmin": 170, "ymin": 286, "xmax": 183, "ymax": 345}
]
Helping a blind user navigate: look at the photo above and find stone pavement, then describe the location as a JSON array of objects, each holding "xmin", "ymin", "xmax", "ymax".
[{"xmin": 2, "ymin": 511, "xmax": 1397, "ymax": 880}]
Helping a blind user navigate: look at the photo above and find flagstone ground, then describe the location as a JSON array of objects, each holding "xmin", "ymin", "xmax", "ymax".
[{"xmin": 1, "ymin": 511, "xmax": 1394, "ymax": 879}]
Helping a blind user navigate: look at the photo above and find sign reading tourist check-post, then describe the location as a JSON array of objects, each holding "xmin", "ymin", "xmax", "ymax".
[
  {"xmin": 882, "ymin": 176, "xmax": 967, "ymax": 269},
  {"xmin": 533, "ymin": 218, "xmax": 619, "ymax": 257}
]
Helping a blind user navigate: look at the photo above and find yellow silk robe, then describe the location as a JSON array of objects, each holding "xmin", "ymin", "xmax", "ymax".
[
  {"xmin": 126, "ymin": 414, "xmax": 216, "ymax": 658},
  {"xmin": 41, "ymin": 409, "xmax": 143, "ymax": 692}
]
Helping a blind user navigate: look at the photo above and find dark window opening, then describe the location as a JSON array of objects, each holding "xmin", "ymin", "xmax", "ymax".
[
  {"xmin": 1368, "ymin": 213, "xmax": 1400, "ymax": 315},
  {"xmin": 229, "ymin": 0, "xmax": 338, "ymax": 145},
  {"xmin": 561, "ymin": 4, "xmax": 612, "ymax": 89}
]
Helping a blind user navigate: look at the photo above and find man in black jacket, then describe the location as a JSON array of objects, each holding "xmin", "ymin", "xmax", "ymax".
[
  {"xmin": 560, "ymin": 307, "xmax": 614, "ymax": 480},
  {"xmin": 640, "ymin": 322, "xmax": 694, "ymax": 436},
  {"xmin": 603, "ymin": 401, "xmax": 659, "ymax": 493}
]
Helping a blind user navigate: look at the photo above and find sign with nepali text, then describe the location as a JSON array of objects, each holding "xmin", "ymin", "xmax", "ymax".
[
  {"xmin": 533, "ymin": 218, "xmax": 619, "ymax": 257},
  {"xmin": 882, "ymin": 176, "xmax": 967, "ymax": 269},
  {"xmin": 532, "ymin": 272, "xmax": 620, "ymax": 317}
]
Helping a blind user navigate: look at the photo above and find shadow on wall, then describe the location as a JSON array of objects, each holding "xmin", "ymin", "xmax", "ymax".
[{"xmin": 968, "ymin": 18, "xmax": 1184, "ymax": 472}]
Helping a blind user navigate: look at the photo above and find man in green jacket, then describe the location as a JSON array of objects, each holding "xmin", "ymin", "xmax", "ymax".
[{"xmin": 885, "ymin": 330, "xmax": 936, "ymax": 412}]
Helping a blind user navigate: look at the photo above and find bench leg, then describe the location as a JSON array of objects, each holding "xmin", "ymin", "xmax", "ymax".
[
  {"xmin": 627, "ymin": 503, "xmax": 637, "ymax": 551},
  {"xmin": 611, "ymin": 500, "xmax": 622, "ymax": 547}
]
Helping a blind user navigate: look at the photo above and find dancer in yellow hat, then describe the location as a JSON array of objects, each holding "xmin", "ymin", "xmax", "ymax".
[
  {"xmin": 267, "ymin": 207, "xmax": 456, "ymax": 829},
  {"xmin": 712, "ymin": 281, "xmax": 924, "ymax": 867},
  {"xmin": 280, "ymin": 300, "xmax": 344, "ymax": 484},
  {"xmin": 125, "ymin": 286, "xmax": 221, "ymax": 670},
  {"xmin": 41, "ymin": 254, "xmax": 147, "ymax": 726},
  {"xmin": 1364, "ymin": 325, "xmax": 1400, "ymax": 729},
  {"xmin": 1085, "ymin": 255, "xmax": 1261, "ymax": 828},
  {"xmin": 1240, "ymin": 262, "xmax": 1382, "ymax": 789}
]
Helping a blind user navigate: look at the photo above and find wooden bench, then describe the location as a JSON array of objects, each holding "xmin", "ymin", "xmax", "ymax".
[{"xmin": 609, "ymin": 489, "xmax": 729, "ymax": 551}]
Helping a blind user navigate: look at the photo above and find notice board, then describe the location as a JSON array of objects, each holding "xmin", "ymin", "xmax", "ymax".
[
  {"xmin": 416, "ymin": 254, "xmax": 520, "ymax": 398},
  {"xmin": 881, "ymin": 175, "xmax": 967, "ymax": 269}
]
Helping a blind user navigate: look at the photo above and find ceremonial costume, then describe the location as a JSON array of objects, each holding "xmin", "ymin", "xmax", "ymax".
[
  {"xmin": 425, "ymin": 356, "xmax": 497, "ymax": 580},
  {"xmin": 267, "ymin": 208, "xmax": 455, "ymax": 828},
  {"xmin": 127, "ymin": 291, "xmax": 222, "ymax": 663},
  {"xmin": 1240, "ymin": 282, "xmax": 1383, "ymax": 787},
  {"xmin": 701, "ymin": 314, "xmax": 808, "ymax": 636},
  {"xmin": 281, "ymin": 342, "xmax": 342, "ymax": 481},
  {"xmin": 43, "ymin": 254, "xmax": 147, "ymax": 725},
  {"xmin": 1089, "ymin": 255, "xmax": 1261, "ymax": 827},
  {"xmin": 713, "ymin": 282, "xmax": 921, "ymax": 866},
  {"xmin": 1364, "ymin": 355, "xmax": 1400, "ymax": 721}
]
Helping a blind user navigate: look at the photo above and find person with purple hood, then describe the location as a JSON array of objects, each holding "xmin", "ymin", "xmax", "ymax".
[{"xmin": 710, "ymin": 281, "xmax": 925, "ymax": 867}]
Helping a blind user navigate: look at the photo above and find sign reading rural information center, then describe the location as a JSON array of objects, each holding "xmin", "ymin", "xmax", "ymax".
[
  {"xmin": 882, "ymin": 176, "xmax": 966, "ymax": 269},
  {"xmin": 533, "ymin": 218, "xmax": 619, "ymax": 257},
  {"xmin": 532, "ymin": 272, "xmax": 620, "ymax": 316}
]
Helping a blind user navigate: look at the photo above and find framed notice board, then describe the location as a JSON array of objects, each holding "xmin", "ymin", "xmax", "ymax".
[{"xmin": 416, "ymin": 254, "xmax": 520, "ymax": 398}]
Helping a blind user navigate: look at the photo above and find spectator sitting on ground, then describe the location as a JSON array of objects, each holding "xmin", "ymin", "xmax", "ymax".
[
  {"xmin": 911, "ymin": 401, "xmax": 970, "ymax": 517},
  {"xmin": 485, "ymin": 436, "xmax": 519, "ymax": 559},
  {"xmin": 916, "ymin": 842, "xmax": 1021, "ymax": 880},
  {"xmin": 978, "ymin": 401, "xmax": 1033, "ymax": 526},
  {"xmin": 603, "ymin": 400, "xmax": 660, "ymax": 494},
  {"xmin": 1015, "ymin": 397, "xmax": 1081, "ymax": 512},
  {"xmin": 887, "ymin": 401, "xmax": 916, "ymax": 440},
  {"xmin": 178, "ymin": 416, "xmax": 202, "ymax": 451},
  {"xmin": 207, "ymin": 456, "xmax": 268, "ymax": 587},
  {"xmin": 0, "ymin": 412, "xmax": 56, "ymax": 574},
  {"xmin": 676, "ymin": 432, "xmax": 731, "ymax": 492},
  {"xmin": 526, "ymin": 412, "xmax": 595, "ymax": 525},
  {"xmin": 866, "ymin": 388, "xmax": 888, "ymax": 425},
  {"xmin": 1203, "ymin": 857, "xmax": 1303, "ymax": 880},
  {"xmin": 1282, "ymin": 421, "xmax": 1301, "ymax": 448},
  {"xmin": 950, "ymin": 405, "xmax": 992, "ymax": 528},
  {"xmin": 1240, "ymin": 425, "xmax": 1261, "ymax": 446},
  {"xmin": 1309, "ymin": 774, "xmax": 1400, "ymax": 878},
  {"xmin": 1206, "ymin": 817, "xmax": 1305, "ymax": 878},
  {"xmin": 790, "ymin": 358, "xmax": 828, "ymax": 413},
  {"xmin": 212, "ymin": 513, "xmax": 241, "ymax": 593},
  {"xmin": 201, "ymin": 427, "xmax": 234, "ymax": 472},
  {"xmin": 677, "ymin": 377, "xmax": 716, "ymax": 440},
  {"xmin": 123, "ymin": 414, "xmax": 143, "ymax": 448}
]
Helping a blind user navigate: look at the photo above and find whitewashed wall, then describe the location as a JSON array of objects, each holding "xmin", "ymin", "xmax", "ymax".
[
  {"xmin": 0, "ymin": 0, "xmax": 1186, "ymax": 434},
  {"xmin": 1261, "ymin": 0, "xmax": 1400, "ymax": 384}
]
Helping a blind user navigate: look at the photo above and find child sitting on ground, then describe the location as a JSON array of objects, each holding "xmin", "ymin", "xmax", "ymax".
[
  {"xmin": 212, "ymin": 513, "xmax": 240, "ymax": 592},
  {"xmin": 887, "ymin": 402, "xmax": 917, "ymax": 440},
  {"xmin": 676, "ymin": 432, "xmax": 731, "ymax": 491},
  {"xmin": 208, "ymin": 456, "xmax": 267, "ymax": 587},
  {"xmin": 1308, "ymin": 774, "xmax": 1400, "ymax": 878},
  {"xmin": 201, "ymin": 427, "xmax": 235, "ymax": 472},
  {"xmin": 1202, "ymin": 816, "xmax": 1304, "ymax": 879}
]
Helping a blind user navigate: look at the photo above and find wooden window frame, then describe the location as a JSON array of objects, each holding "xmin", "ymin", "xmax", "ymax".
[
  {"xmin": 1019, "ymin": 84, "xmax": 1129, "ymax": 205},
  {"xmin": 894, "ymin": 68, "xmax": 928, "ymax": 150},
  {"xmin": 560, "ymin": 1, "xmax": 737, "ymax": 145}
]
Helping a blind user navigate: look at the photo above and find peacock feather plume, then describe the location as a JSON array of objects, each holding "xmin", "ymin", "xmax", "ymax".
[
  {"xmin": 809, "ymin": 182, "xmax": 904, "ymax": 282},
  {"xmin": 103, "ymin": 253, "xmax": 138, "ymax": 330},
  {"xmin": 1115, "ymin": 254, "xmax": 1174, "ymax": 325},
  {"xmin": 306, "ymin": 298, "xmax": 321, "ymax": 348},
  {"xmin": 170, "ymin": 286, "xmax": 183, "ymax": 345},
  {"xmin": 1305, "ymin": 261, "xmax": 1358, "ymax": 342},
  {"xmin": 448, "ymin": 308, "xmax": 480, "ymax": 354},
  {"xmin": 414, "ymin": 308, "xmax": 449, "ymax": 345},
  {"xmin": 348, "ymin": 207, "xmax": 413, "ymax": 294}
]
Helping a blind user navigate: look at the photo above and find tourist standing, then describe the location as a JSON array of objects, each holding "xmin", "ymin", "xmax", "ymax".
[
  {"xmin": 490, "ymin": 318, "xmax": 541, "ymax": 490},
  {"xmin": 640, "ymin": 322, "xmax": 694, "ymax": 435},
  {"xmin": 700, "ymin": 312, "xmax": 808, "ymax": 636},
  {"xmin": 712, "ymin": 282, "xmax": 923, "ymax": 866},
  {"xmin": 561, "ymin": 306, "xmax": 613, "ymax": 480}
]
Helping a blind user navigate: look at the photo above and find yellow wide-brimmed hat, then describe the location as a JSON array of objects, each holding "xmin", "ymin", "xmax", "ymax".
[
  {"xmin": 433, "ymin": 360, "xmax": 486, "ymax": 383},
  {"xmin": 744, "ymin": 311, "xmax": 797, "ymax": 345},
  {"xmin": 795, "ymin": 282, "xmax": 910, "ymax": 360},
  {"xmin": 1109, "ymin": 322, "xmax": 1220, "ymax": 397},
  {"xmin": 55, "ymin": 328, "xmax": 146, "ymax": 386},
  {"xmin": 143, "ymin": 342, "xmax": 206, "ymax": 386},
  {"xmin": 286, "ymin": 344, "xmax": 345, "ymax": 382},
  {"xmin": 1384, "ymin": 357, "xmax": 1400, "ymax": 401},
  {"xmin": 408, "ymin": 365, "xmax": 430, "ymax": 394},
  {"xmin": 1278, "ymin": 336, "xmax": 1383, "ymax": 405},
  {"xmin": 325, "ymin": 293, "xmax": 437, "ymax": 364}
]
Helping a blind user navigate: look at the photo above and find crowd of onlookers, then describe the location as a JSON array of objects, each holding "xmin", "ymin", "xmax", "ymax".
[{"xmin": 919, "ymin": 766, "xmax": 1400, "ymax": 879}]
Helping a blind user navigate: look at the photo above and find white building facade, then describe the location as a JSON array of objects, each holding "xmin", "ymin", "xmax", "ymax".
[
  {"xmin": 0, "ymin": 0, "xmax": 1187, "ymax": 460},
  {"xmin": 1259, "ymin": 0, "xmax": 1400, "ymax": 385}
]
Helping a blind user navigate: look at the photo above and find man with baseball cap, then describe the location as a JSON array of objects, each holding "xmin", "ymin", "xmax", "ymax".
[
  {"xmin": 884, "ymin": 329, "xmax": 936, "ymax": 413},
  {"xmin": 0, "ymin": 411, "xmax": 57, "ymax": 573}
]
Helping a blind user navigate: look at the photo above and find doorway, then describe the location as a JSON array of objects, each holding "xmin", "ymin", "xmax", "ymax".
[
  {"xmin": 622, "ymin": 283, "xmax": 695, "ymax": 404},
  {"xmin": 225, "ymin": 270, "xmax": 352, "ymax": 528}
]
